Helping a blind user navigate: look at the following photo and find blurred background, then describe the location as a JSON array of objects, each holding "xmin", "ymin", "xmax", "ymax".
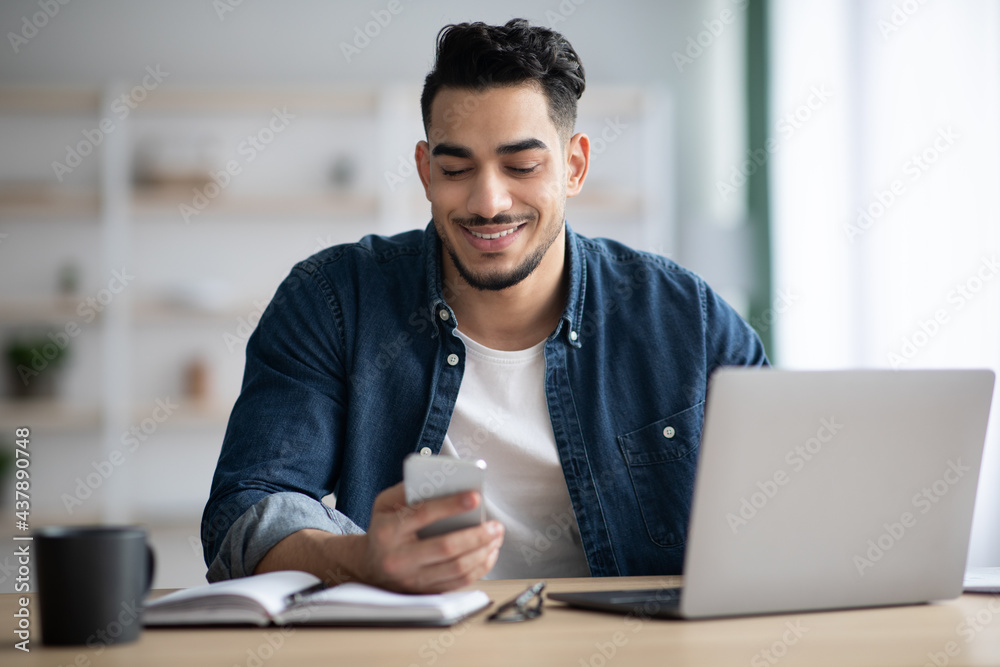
[{"xmin": 0, "ymin": 0, "xmax": 996, "ymax": 590}]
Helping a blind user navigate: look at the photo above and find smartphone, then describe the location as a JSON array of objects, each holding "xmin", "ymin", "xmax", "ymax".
[{"xmin": 403, "ymin": 453, "xmax": 487, "ymax": 539}]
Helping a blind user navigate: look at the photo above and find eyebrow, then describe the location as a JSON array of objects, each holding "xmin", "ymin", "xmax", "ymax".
[
  {"xmin": 496, "ymin": 138, "xmax": 548, "ymax": 155},
  {"xmin": 431, "ymin": 138, "xmax": 549, "ymax": 159}
]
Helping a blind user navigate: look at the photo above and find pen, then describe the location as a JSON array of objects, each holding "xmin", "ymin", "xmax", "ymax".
[{"xmin": 283, "ymin": 581, "xmax": 330, "ymax": 607}]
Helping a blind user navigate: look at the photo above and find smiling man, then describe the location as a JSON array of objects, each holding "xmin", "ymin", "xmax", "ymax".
[{"xmin": 202, "ymin": 19, "xmax": 767, "ymax": 593}]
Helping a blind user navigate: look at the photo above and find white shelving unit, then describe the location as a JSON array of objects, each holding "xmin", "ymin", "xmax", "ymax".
[{"xmin": 0, "ymin": 82, "xmax": 672, "ymax": 525}]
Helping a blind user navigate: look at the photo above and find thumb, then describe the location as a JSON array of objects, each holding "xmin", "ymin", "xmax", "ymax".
[{"xmin": 372, "ymin": 481, "xmax": 408, "ymax": 515}]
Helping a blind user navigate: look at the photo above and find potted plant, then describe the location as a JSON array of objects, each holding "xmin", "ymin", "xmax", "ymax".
[
  {"xmin": 0, "ymin": 444, "xmax": 11, "ymax": 509},
  {"xmin": 4, "ymin": 336, "xmax": 69, "ymax": 400}
]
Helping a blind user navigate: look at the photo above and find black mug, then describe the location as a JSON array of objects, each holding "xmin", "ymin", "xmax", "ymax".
[{"xmin": 34, "ymin": 525, "xmax": 155, "ymax": 646}]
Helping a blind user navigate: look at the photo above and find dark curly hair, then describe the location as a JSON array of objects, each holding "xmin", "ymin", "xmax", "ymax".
[{"xmin": 420, "ymin": 19, "xmax": 586, "ymax": 143}]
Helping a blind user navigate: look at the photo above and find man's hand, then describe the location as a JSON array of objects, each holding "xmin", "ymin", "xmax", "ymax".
[
  {"xmin": 361, "ymin": 482, "xmax": 504, "ymax": 593},
  {"xmin": 254, "ymin": 482, "xmax": 504, "ymax": 594}
]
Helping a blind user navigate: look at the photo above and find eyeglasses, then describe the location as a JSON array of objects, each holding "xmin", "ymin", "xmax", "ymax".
[{"xmin": 487, "ymin": 581, "xmax": 546, "ymax": 622}]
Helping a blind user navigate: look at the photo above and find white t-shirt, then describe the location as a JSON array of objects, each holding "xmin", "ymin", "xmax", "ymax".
[{"xmin": 440, "ymin": 329, "xmax": 591, "ymax": 579}]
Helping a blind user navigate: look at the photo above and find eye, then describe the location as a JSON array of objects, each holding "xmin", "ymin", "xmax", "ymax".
[
  {"xmin": 441, "ymin": 167, "xmax": 470, "ymax": 177},
  {"xmin": 507, "ymin": 165, "xmax": 539, "ymax": 175}
]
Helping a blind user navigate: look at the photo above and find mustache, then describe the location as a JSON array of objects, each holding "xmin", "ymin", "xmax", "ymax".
[{"xmin": 453, "ymin": 213, "xmax": 534, "ymax": 227}]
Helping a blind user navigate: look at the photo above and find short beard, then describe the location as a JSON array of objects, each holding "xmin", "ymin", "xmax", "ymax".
[{"xmin": 439, "ymin": 214, "xmax": 563, "ymax": 292}]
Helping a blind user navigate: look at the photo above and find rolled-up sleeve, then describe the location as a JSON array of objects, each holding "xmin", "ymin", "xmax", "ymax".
[
  {"xmin": 201, "ymin": 260, "xmax": 356, "ymax": 580},
  {"xmin": 206, "ymin": 492, "xmax": 364, "ymax": 582}
]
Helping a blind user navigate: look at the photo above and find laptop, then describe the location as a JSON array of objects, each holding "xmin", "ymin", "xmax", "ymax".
[{"xmin": 548, "ymin": 368, "xmax": 995, "ymax": 619}]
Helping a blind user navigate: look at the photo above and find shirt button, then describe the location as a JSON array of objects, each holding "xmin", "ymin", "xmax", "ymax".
[
  {"xmin": 663, "ymin": 426, "xmax": 676, "ymax": 439},
  {"xmin": 447, "ymin": 353, "xmax": 459, "ymax": 366},
  {"xmin": 420, "ymin": 447, "xmax": 432, "ymax": 456},
  {"xmin": 569, "ymin": 330, "xmax": 578, "ymax": 341},
  {"xmin": 438, "ymin": 309, "xmax": 450, "ymax": 321}
]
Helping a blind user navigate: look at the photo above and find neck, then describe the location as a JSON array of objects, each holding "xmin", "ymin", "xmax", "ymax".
[{"xmin": 442, "ymin": 228, "xmax": 568, "ymax": 351}]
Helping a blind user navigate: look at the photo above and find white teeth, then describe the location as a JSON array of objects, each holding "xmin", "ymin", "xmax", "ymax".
[{"xmin": 468, "ymin": 226, "xmax": 519, "ymax": 240}]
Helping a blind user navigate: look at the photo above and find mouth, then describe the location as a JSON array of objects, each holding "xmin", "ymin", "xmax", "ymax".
[
  {"xmin": 466, "ymin": 225, "xmax": 523, "ymax": 240},
  {"xmin": 458, "ymin": 222, "xmax": 528, "ymax": 252}
]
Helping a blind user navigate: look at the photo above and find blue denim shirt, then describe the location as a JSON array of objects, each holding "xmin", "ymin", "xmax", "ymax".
[{"xmin": 202, "ymin": 222, "xmax": 767, "ymax": 581}]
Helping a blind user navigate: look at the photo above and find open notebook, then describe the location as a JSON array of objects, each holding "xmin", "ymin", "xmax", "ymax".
[{"xmin": 143, "ymin": 570, "xmax": 491, "ymax": 627}]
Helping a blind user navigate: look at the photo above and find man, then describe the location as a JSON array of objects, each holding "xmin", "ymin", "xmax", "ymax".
[{"xmin": 202, "ymin": 19, "xmax": 767, "ymax": 593}]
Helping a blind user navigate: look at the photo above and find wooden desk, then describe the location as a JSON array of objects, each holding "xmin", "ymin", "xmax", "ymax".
[{"xmin": 4, "ymin": 576, "xmax": 1000, "ymax": 666}]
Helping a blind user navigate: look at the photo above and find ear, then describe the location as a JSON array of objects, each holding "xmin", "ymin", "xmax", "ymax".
[
  {"xmin": 565, "ymin": 132, "xmax": 590, "ymax": 198},
  {"xmin": 415, "ymin": 140, "xmax": 432, "ymax": 200}
]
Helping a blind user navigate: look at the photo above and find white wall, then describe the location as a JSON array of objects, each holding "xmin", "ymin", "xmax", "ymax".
[{"xmin": 770, "ymin": 0, "xmax": 1000, "ymax": 565}]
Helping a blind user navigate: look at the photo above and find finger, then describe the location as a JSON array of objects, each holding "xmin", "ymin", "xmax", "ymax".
[
  {"xmin": 403, "ymin": 491, "xmax": 483, "ymax": 536},
  {"xmin": 379, "ymin": 521, "xmax": 502, "ymax": 592},
  {"xmin": 407, "ymin": 520, "xmax": 503, "ymax": 570},
  {"xmin": 415, "ymin": 532, "xmax": 504, "ymax": 593},
  {"xmin": 371, "ymin": 481, "xmax": 407, "ymax": 512}
]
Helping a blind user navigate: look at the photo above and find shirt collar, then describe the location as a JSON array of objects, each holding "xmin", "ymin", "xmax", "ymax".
[{"xmin": 422, "ymin": 220, "xmax": 586, "ymax": 348}]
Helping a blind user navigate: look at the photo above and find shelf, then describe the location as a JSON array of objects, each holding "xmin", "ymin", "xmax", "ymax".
[
  {"xmin": 0, "ymin": 398, "xmax": 233, "ymax": 433},
  {"xmin": 133, "ymin": 299, "xmax": 263, "ymax": 324},
  {"xmin": 0, "ymin": 185, "xmax": 100, "ymax": 221},
  {"xmin": 0, "ymin": 295, "xmax": 94, "ymax": 326},
  {"xmin": 0, "ymin": 85, "xmax": 379, "ymax": 115},
  {"xmin": 568, "ymin": 186, "xmax": 643, "ymax": 217},
  {"xmin": 0, "ymin": 87, "xmax": 101, "ymax": 114},
  {"xmin": 131, "ymin": 186, "xmax": 378, "ymax": 220},
  {"xmin": 0, "ymin": 399, "xmax": 101, "ymax": 432},
  {"xmin": 137, "ymin": 86, "xmax": 378, "ymax": 114},
  {"xmin": 131, "ymin": 398, "xmax": 233, "ymax": 430},
  {"xmin": 0, "ymin": 296, "xmax": 263, "ymax": 327}
]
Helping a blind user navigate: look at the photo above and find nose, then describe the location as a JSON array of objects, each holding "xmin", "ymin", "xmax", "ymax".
[{"xmin": 466, "ymin": 168, "xmax": 513, "ymax": 220}]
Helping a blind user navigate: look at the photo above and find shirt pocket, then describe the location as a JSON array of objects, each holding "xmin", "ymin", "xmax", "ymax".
[{"xmin": 616, "ymin": 402, "xmax": 704, "ymax": 548}]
